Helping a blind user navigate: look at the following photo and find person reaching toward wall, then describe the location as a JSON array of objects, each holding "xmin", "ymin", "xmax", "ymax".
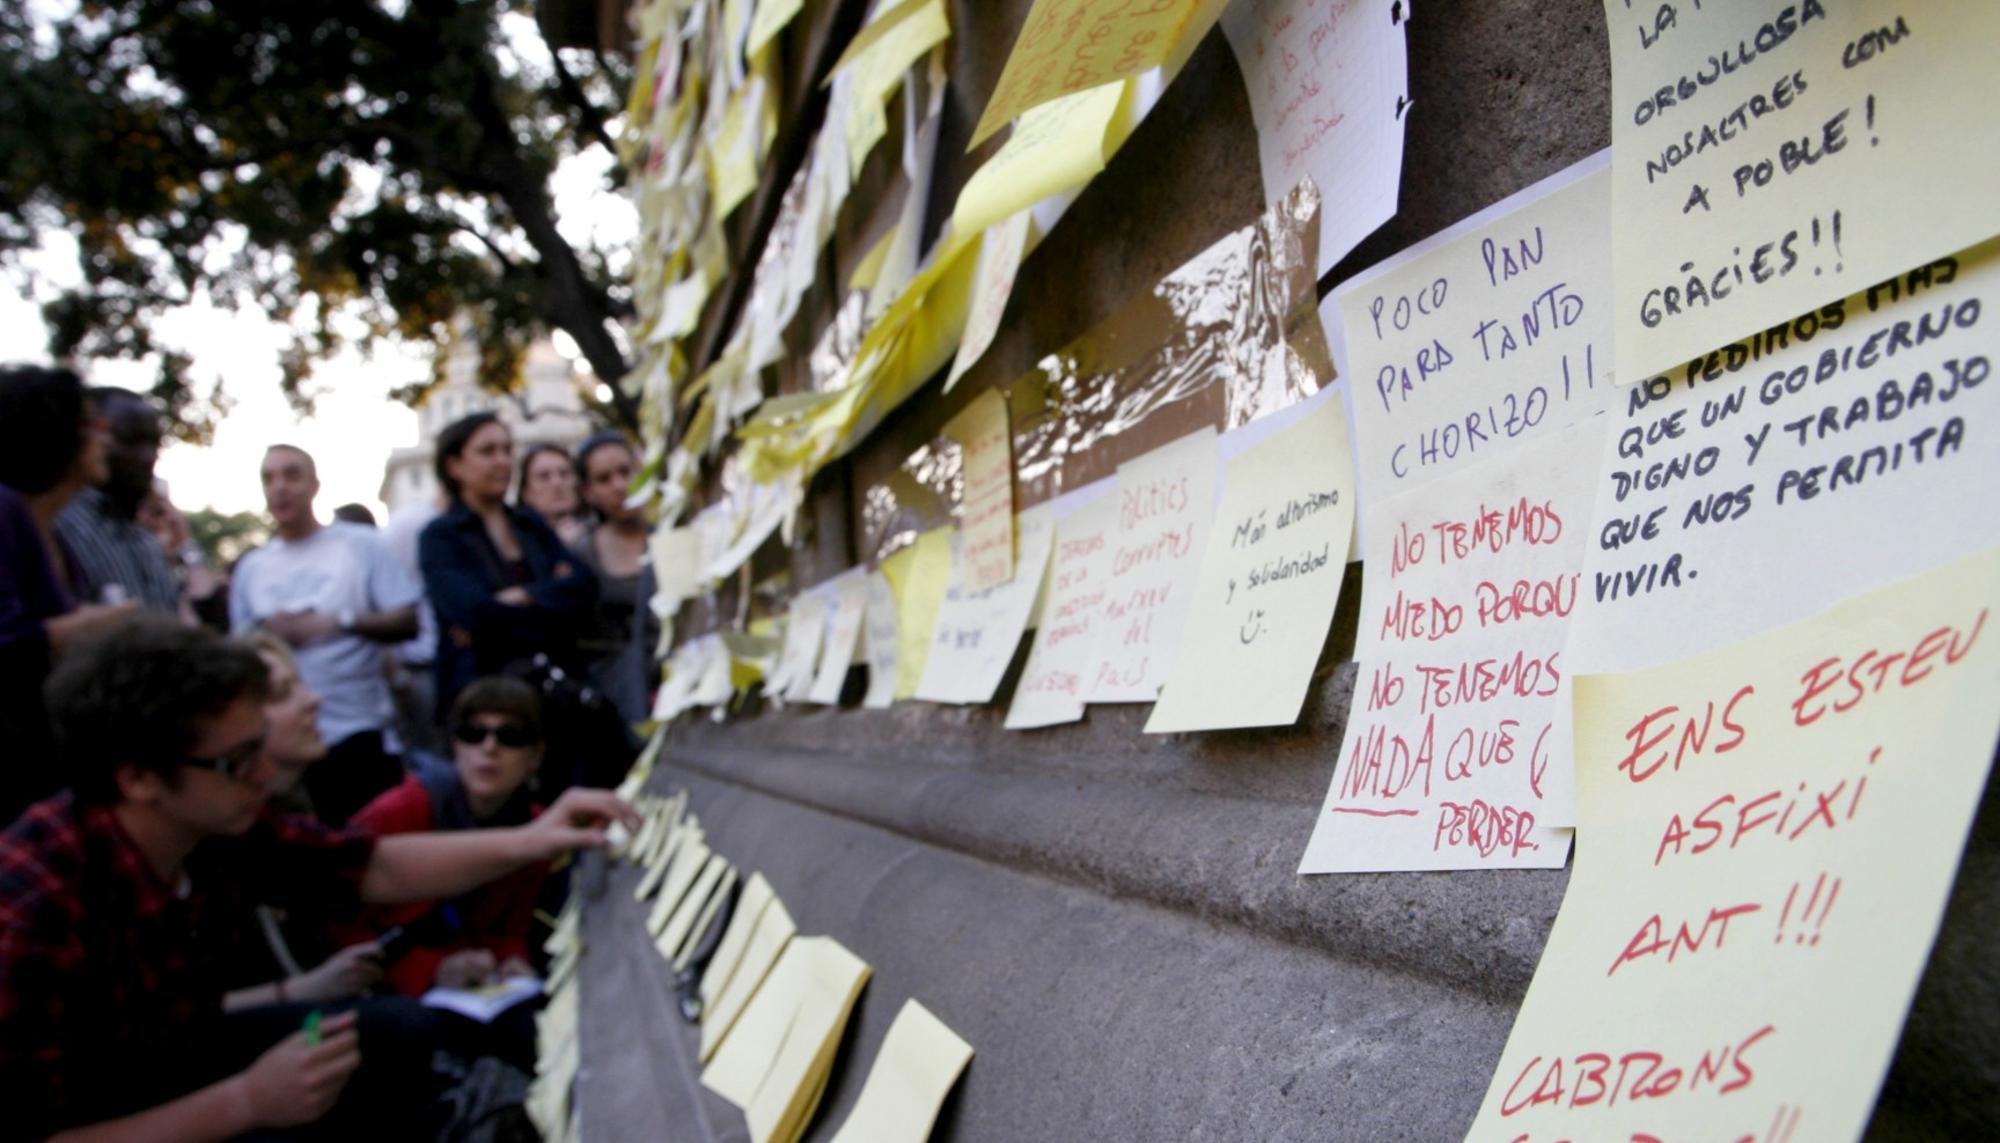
[{"xmin": 0, "ymin": 617, "xmax": 637, "ymax": 1142}]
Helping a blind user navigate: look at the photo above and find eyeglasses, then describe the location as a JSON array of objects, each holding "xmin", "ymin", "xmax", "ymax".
[
  {"xmin": 180, "ymin": 736, "xmax": 266, "ymax": 783},
  {"xmin": 453, "ymin": 720, "xmax": 540, "ymax": 749}
]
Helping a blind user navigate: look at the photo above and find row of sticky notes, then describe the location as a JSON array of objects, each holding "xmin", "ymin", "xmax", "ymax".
[{"xmin": 616, "ymin": 785, "xmax": 975, "ymax": 1143}]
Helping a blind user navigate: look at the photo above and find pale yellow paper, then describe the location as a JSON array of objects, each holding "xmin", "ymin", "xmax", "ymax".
[
  {"xmin": 1468, "ymin": 546, "xmax": 2000, "ymax": 1141},
  {"xmin": 807, "ymin": 572, "xmax": 870, "ymax": 705},
  {"xmin": 946, "ymin": 210, "xmax": 1033, "ymax": 392},
  {"xmin": 914, "ymin": 504, "xmax": 1056, "ymax": 705},
  {"xmin": 1005, "ymin": 487, "xmax": 1117, "ymax": 729},
  {"xmin": 1606, "ymin": 0, "xmax": 2000, "ymax": 383},
  {"xmin": 881, "ymin": 527, "xmax": 953, "ymax": 699},
  {"xmin": 674, "ymin": 867, "xmax": 738, "ymax": 971},
  {"xmin": 826, "ymin": 999, "xmax": 973, "ymax": 1143},
  {"xmin": 968, "ymin": 0, "xmax": 1204, "ymax": 147},
  {"xmin": 954, "ymin": 80, "xmax": 1133, "ymax": 240},
  {"xmin": 701, "ymin": 873, "xmax": 777, "ymax": 1010},
  {"xmin": 702, "ymin": 896, "xmax": 798, "ymax": 1062},
  {"xmin": 1086, "ymin": 427, "xmax": 1218, "ymax": 703},
  {"xmin": 1332, "ymin": 152, "xmax": 1613, "ymax": 499},
  {"xmin": 1147, "ymin": 396, "xmax": 1355, "ymax": 732},
  {"xmin": 708, "ymin": 78, "xmax": 766, "ymax": 218},
  {"xmin": 632, "ymin": 812, "xmax": 692, "ymax": 903},
  {"xmin": 745, "ymin": 0, "xmax": 804, "ymax": 59},
  {"xmin": 646, "ymin": 838, "xmax": 713, "ymax": 937},
  {"xmin": 702, "ymin": 933, "xmax": 813, "ymax": 1107},
  {"xmin": 835, "ymin": 0, "xmax": 949, "ymax": 105},
  {"xmin": 946, "ymin": 389, "xmax": 1015, "ymax": 592},
  {"xmin": 743, "ymin": 937, "xmax": 873, "ymax": 1143},
  {"xmin": 654, "ymin": 854, "xmax": 730, "ymax": 960}
]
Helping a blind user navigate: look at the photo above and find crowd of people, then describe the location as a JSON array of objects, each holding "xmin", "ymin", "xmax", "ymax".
[{"xmin": 0, "ymin": 363, "xmax": 660, "ymax": 1141}]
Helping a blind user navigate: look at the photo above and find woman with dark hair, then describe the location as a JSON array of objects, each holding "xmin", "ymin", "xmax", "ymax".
[
  {"xmin": 516, "ymin": 442, "xmax": 589, "ymax": 550},
  {"xmin": 573, "ymin": 432, "xmax": 658, "ymax": 727},
  {"xmin": 416, "ymin": 414, "xmax": 597, "ymax": 721},
  {"xmin": 344, "ymin": 677, "xmax": 550, "ymax": 997},
  {"xmin": 0, "ymin": 364, "xmax": 135, "ymax": 820}
]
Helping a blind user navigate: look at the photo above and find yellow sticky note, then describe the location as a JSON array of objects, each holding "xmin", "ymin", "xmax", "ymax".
[
  {"xmin": 946, "ymin": 389, "xmax": 1015, "ymax": 592},
  {"xmin": 954, "ymin": 80, "xmax": 1134, "ymax": 239},
  {"xmin": 826, "ymin": 1000, "xmax": 973, "ymax": 1143},
  {"xmin": 1146, "ymin": 396, "xmax": 1355, "ymax": 733},
  {"xmin": 1468, "ymin": 545, "xmax": 2000, "ymax": 1141},
  {"xmin": 645, "ymin": 838, "xmax": 712, "ymax": 936},
  {"xmin": 709, "ymin": 79, "xmax": 767, "ymax": 218},
  {"xmin": 968, "ymin": 0, "xmax": 1205, "ymax": 148},
  {"xmin": 701, "ymin": 896, "xmax": 798, "ymax": 1064},
  {"xmin": 835, "ymin": 0, "xmax": 950, "ymax": 105},
  {"xmin": 673, "ymin": 867, "xmax": 738, "ymax": 971},
  {"xmin": 742, "ymin": 937, "xmax": 873, "ymax": 1143},
  {"xmin": 654, "ymin": 854, "xmax": 729, "ymax": 961},
  {"xmin": 946, "ymin": 210, "xmax": 1033, "ymax": 392},
  {"xmin": 849, "ymin": 224, "xmax": 900, "ymax": 294},
  {"xmin": 915, "ymin": 504, "xmax": 1057, "ymax": 705},
  {"xmin": 745, "ymin": 0, "xmax": 805, "ymax": 60},
  {"xmin": 1606, "ymin": 0, "xmax": 2000, "ymax": 383},
  {"xmin": 881, "ymin": 527, "xmax": 954, "ymax": 699},
  {"xmin": 702, "ymin": 931, "xmax": 812, "ymax": 1107},
  {"xmin": 700, "ymin": 873, "xmax": 776, "ymax": 1010}
]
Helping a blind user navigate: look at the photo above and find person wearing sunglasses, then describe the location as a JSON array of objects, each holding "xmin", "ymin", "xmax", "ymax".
[
  {"xmin": 0, "ymin": 618, "xmax": 639, "ymax": 1142},
  {"xmin": 343, "ymin": 676, "xmax": 555, "ymax": 1003}
]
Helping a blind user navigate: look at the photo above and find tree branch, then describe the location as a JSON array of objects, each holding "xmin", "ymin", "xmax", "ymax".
[{"xmin": 545, "ymin": 43, "xmax": 616, "ymax": 154}]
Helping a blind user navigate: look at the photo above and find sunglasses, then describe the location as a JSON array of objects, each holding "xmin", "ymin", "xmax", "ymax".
[
  {"xmin": 453, "ymin": 720, "xmax": 540, "ymax": 749},
  {"xmin": 180, "ymin": 735, "xmax": 266, "ymax": 784}
]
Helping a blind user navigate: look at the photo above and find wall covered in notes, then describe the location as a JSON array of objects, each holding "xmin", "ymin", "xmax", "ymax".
[{"xmin": 581, "ymin": 0, "xmax": 2000, "ymax": 1140}]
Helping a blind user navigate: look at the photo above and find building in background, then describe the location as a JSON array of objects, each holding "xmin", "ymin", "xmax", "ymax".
[{"xmin": 380, "ymin": 337, "xmax": 598, "ymax": 515}]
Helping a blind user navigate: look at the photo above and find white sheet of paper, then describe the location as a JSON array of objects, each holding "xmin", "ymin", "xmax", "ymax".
[
  {"xmin": 1146, "ymin": 393, "xmax": 1356, "ymax": 732},
  {"xmin": 1085, "ymin": 428, "xmax": 1218, "ymax": 703},
  {"xmin": 1329, "ymin": 151, "xmax": 1615, "ymax": 512},
  {"xmin": 1005, "ymin": 482, "xmax": 1117, "ymax": 729},
  {"xmin": 913, "ymin": 503, "xmax": 1057, "ymax": 704},
  {"xmin": 1220, "ymin": 0, "xmax": 1410, "ymax": 274},
  {"xmin": 1569, "ymin": 236, "xmax": 2000, "ymax": 674},
  {"xmin": 1298, "ymin": 418, "xmax": 1604, "ymax": 873},
  {"xmin": 861, "ymin": 570, "xmax": 900, "ymax": 709},
  {"xmin": 807, "ymin": 571, "xmax": 870, "ymax": 705}
]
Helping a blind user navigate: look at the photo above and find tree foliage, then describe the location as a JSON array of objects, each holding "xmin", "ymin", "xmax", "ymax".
[
  {"xmin": 183, "ymin": 505, "xmax": 268, "ymax": 565},
  {"xmin": 0, "ymin": 0, "xmax": 637, "ymax": 440}
]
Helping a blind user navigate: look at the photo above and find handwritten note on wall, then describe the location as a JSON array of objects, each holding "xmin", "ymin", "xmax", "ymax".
[
  {"xmin": 807, "ymin": 572, "xmax": 869, "ymax": 705},
  {"xmin": 1570, "ymin": 238, "xmax": 2000, "ymax": 673},
  {"xmin": 883, "ymin": 527, "xmax": 954, "ymax": 699},
  {"xmin": 968, "ymin": 0, "xmax": 1204, "ymax": 147},
  {"xmin": 947, "ymin": 211, "xmax": 1034, "ymax": 391},
  {"xmin": 1299, "ymin": 420, "xmax": 1601, "ymax": 873},
  {"xmin": 947, "ymin": 389, "xmax": 1017, "ymax": 593},
  {"xmin": 862, "ymin": 571, "xmax": 900, "ymax": 709},
  {"xmin": 1147, "ymin": 395, "xmax": 1356, "ymax": 732},
  {"xmin": 1467, "ymin": 547, "xmax": 2000, "ymax": 1142},
  {"xmin": 1331, "ymin": 152, "xmax": 1614, "ymax": 504},
  {"xmin": 1606, "ymin": 0, "xmax": 2000, "ymax": 383},
  {"xmin": 1006, "ymin": 486, "xmax": 1117, "ymax": 729},
  {"xmin": 1220, "ymin": 0, "xmax": 1409, "ymax": 273},
  {"xmin": 1086, "ymin": 428, "xmax": 1218, "ymax": 703},
  {"xmin": 915, "ymin": 505, "xmax": 1056, "ymax": 704}
]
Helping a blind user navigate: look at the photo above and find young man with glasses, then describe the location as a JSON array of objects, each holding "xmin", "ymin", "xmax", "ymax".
[{"xmin": 0, "ymin": 617, "xmax": 637, "ymax": 1142}]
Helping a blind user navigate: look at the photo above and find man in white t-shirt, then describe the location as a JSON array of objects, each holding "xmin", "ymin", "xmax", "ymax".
[{"xmin": 231, "ymin": 445, "xmax": 422, "ymax": 823}]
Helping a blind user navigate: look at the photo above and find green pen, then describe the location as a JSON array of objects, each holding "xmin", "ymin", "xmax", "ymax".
[{"xmin": 302, "ymin": 1009, "xmax": 321, "ymax": 1047}]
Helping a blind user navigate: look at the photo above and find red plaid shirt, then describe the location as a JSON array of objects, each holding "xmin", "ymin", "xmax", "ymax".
[{"xmin": 0, "ymin": 792, "xmax": 375, "ymax": 1139}]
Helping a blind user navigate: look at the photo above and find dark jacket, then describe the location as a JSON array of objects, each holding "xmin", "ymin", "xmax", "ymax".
[
  {"xmin": 0, "ymin": 486, "xmax": 78, "ymax": 823},
  {"xmin": 417, "ymin": 500, "xmax": 597, "ymax": 715}
]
